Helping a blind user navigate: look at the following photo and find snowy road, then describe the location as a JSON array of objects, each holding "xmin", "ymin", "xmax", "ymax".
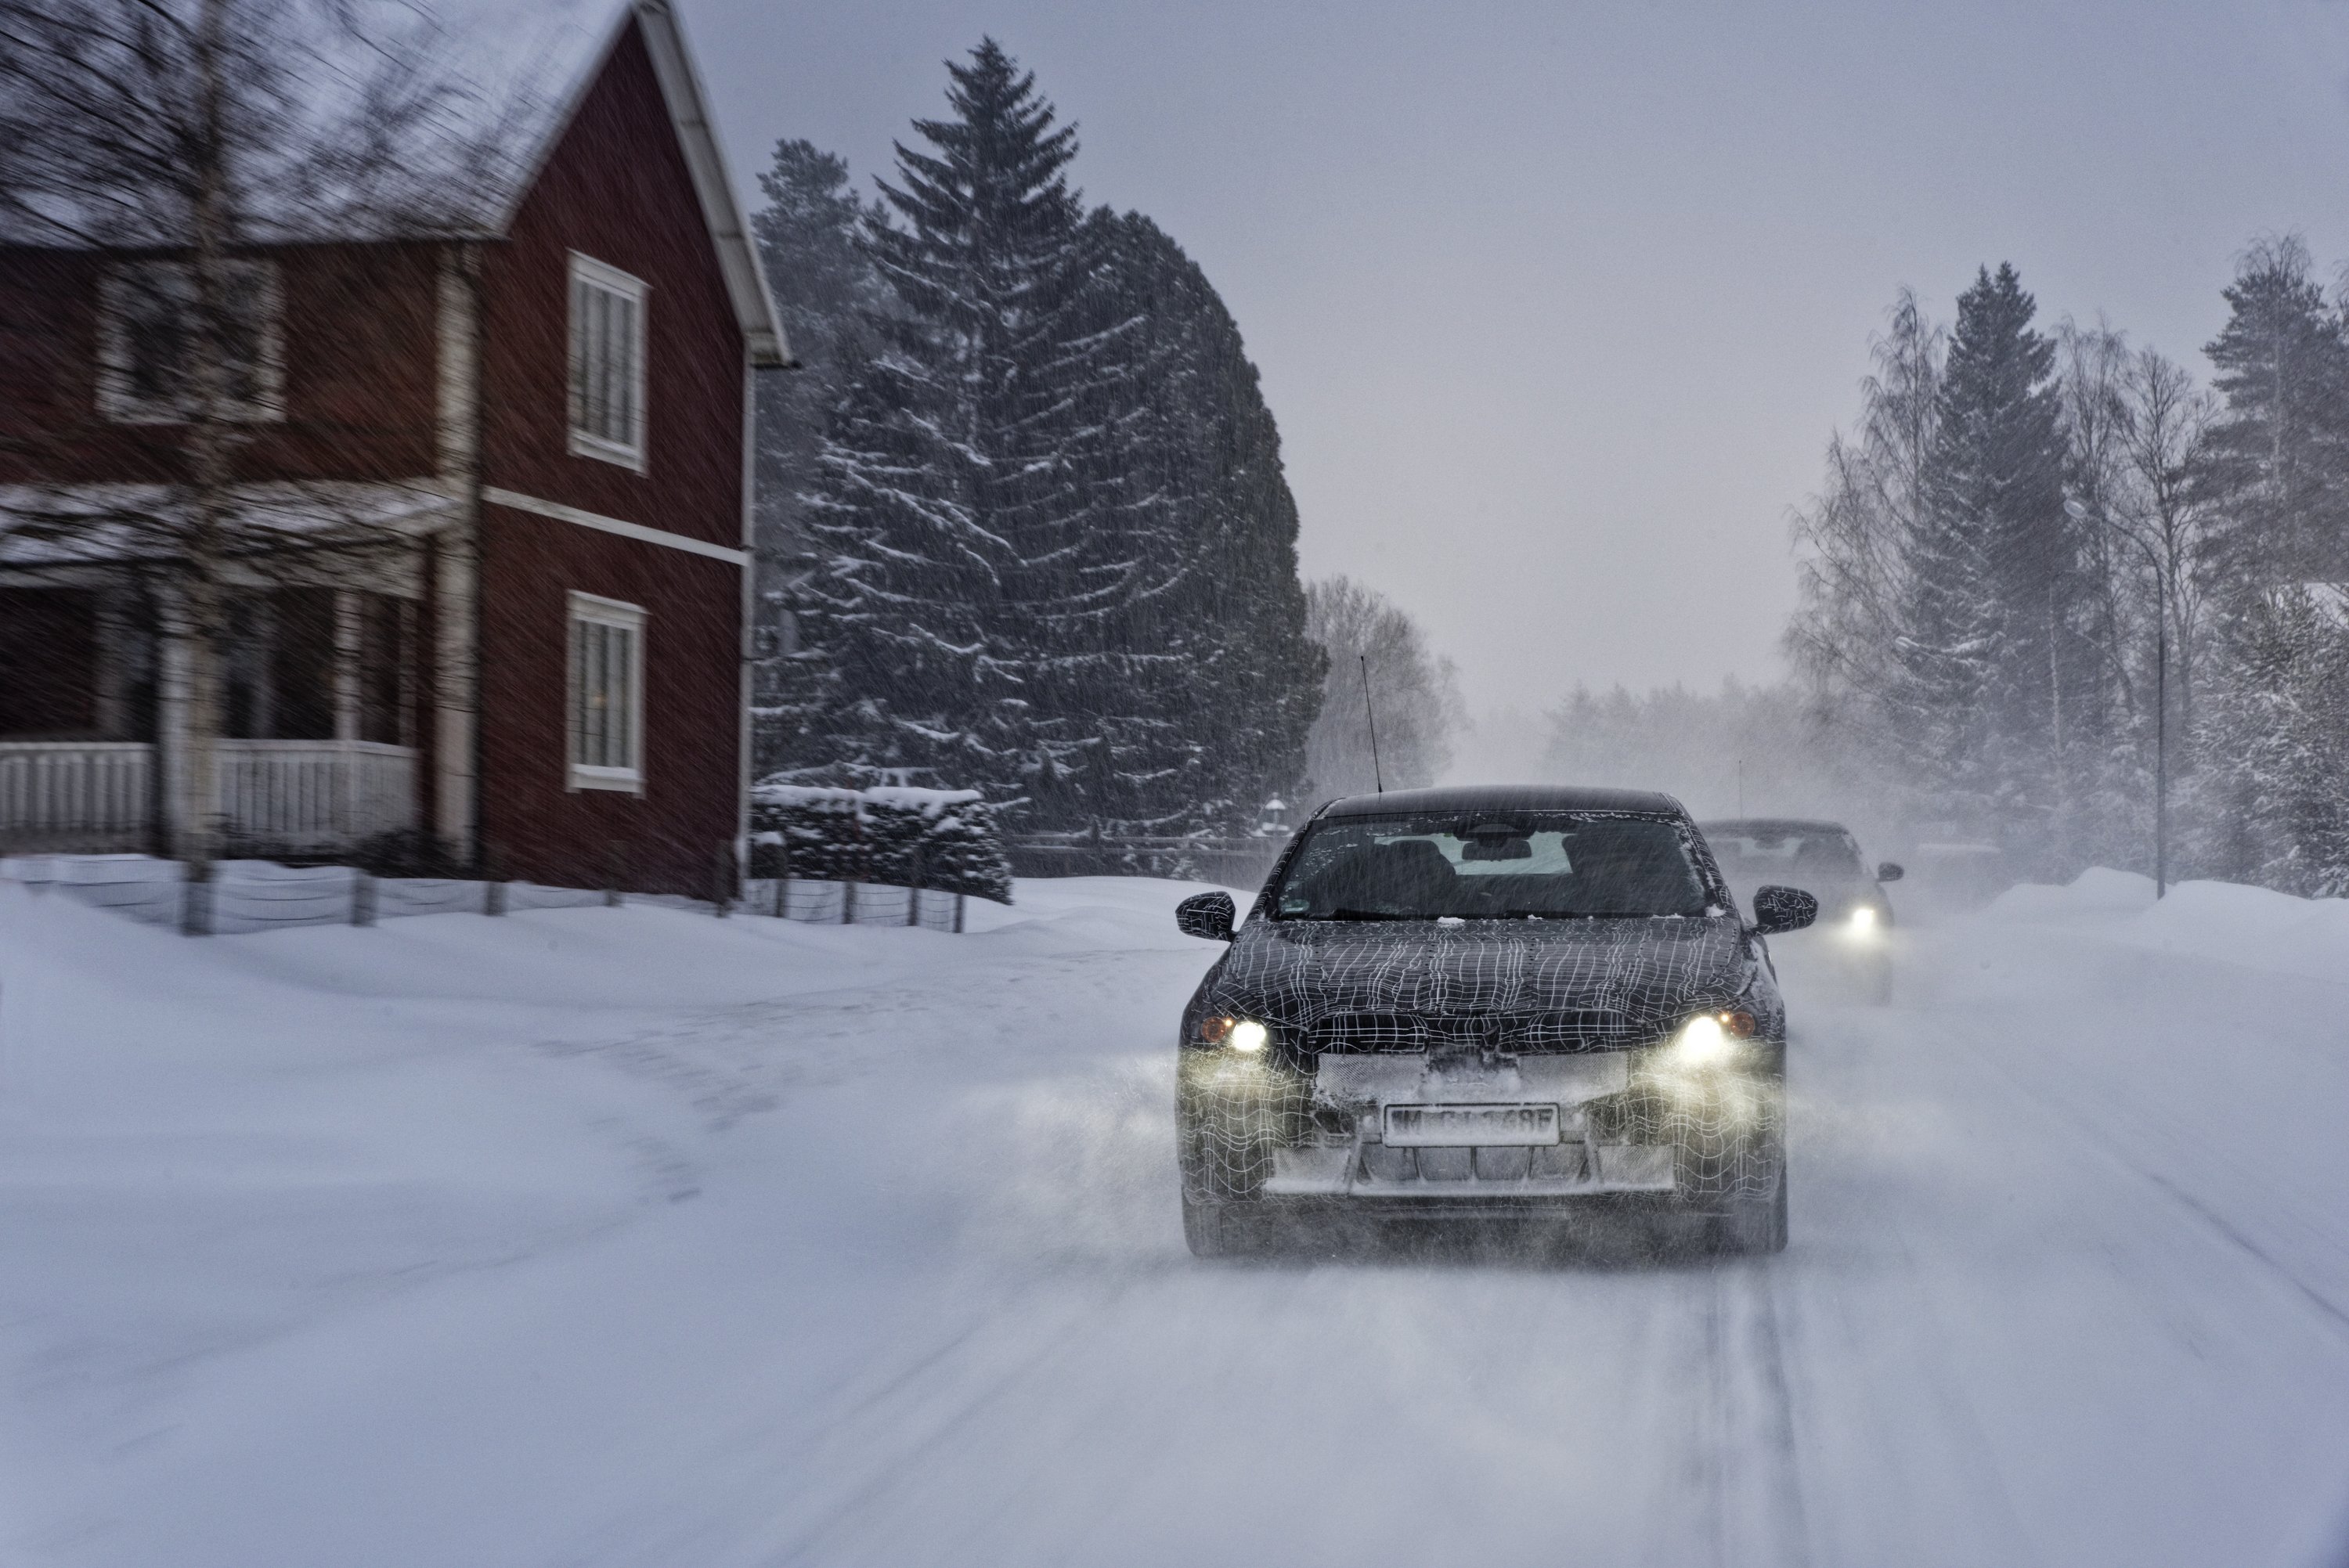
[{"xmin": 7, "ymin": 874, "xmax": 2349, "ymax": 1566}]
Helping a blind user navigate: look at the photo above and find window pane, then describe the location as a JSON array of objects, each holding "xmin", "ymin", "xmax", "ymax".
[
  {"xmin": 269, "ymin": 587, "xmax": 337, "ymax": 741},
  {"xmin": 614, "ymin": 296, "xmax": 636, "ymax": 446},
  {"xmin": 611, "ymin": 290, "xmax": 630, "ymax": 441},
  {"xmin": 222, "ymin": 265, "xmax": 265, "ymax": 406},
  {"xmin": 592, "ymin": 290, "xmax": 612, "ymax": 442},
  {"xmin": 125, "ymin": 270, "xmax": 187, "ymax": 406},
  {"xmin": 359, "ymin": 595, "xmax": 407, "ymax": 746},
  {"xmin": 569, "ymin": 608, "xmax": 641, "ymax": 777},
  {"xmin": 0, "ymin": 588, "xmax": 99, "ymax": 738},
  {"xmin": 568, "ymin": 270, "xmax": 644, "ymax": 453},
  {"xmin": 614, "ymin": 625, "xmax": 634, "ymax": 769},
  {"xmin": 570, "ymin": 276, "xmax": 589, "ymax": 432},
  {"xmin": 589, "ymin": 622, "xmax": 608, "ymax": 767}
]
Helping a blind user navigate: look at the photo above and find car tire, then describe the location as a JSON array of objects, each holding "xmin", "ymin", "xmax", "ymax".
[{"xmin": 1182, "ymin": 1197, "xmax": 1269, "ymax": 1259}]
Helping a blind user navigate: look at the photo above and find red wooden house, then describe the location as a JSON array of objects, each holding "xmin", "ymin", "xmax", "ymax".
[{"xmin": 0, "ymin": 1, "xmax": 786, "ymax": 895}]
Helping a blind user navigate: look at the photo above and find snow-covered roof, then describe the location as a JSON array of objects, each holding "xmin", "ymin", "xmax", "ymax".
[
  {"xmin": 478, "ymin": 1, "xmax": 785, "ymax": 366},
  {"xmin": 2, "ymin": 0, "xmax": 785, "ymax": 366}
]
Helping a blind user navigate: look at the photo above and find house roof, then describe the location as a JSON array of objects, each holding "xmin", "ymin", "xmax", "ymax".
[
  {"xmin": 0, "ymin": 0, "xmax": 785, "ymax": 367},
  {"xmin": 495, "ymin": 2, "xmax": 787, "ymax": 367}
]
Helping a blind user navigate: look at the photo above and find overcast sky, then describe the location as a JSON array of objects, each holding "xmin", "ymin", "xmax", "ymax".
[{"xmin": 677, "ymin": 0, "xmax": 2349, "ymax": 721}]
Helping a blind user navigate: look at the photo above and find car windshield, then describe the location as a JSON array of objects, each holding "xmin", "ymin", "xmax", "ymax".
[
  {"xmin": 1708, "ymin": 827, "xmax": 1864, "ymax": 880},
  {"xmin": 1269, "ymin": 812, "xmax": 1713, "ymax": 921}
]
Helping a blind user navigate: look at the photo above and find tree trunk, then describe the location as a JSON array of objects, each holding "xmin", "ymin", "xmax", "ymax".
[{"xmin": 175, "ymin": 0, "xmax": 236, "ymax": 880}]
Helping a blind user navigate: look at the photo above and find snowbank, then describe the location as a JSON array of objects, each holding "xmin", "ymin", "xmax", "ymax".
[
  {"xmin": 0, "ymin": 874, "xmax": 1243, "ymax": 1567},
  {"xmin": 1986, "ymin": 866, "xmax": 2349, "ymax": 985}
]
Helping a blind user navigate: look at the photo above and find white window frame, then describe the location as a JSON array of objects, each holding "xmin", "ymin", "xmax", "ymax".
[
  {"xmin": 96, "ymin": 258, "xmax": 286, "ymax": 425},
  {"xmin": 567, "ymin": 252, "xmax": 648, "ymax": 471},
  {"xmin": 566, "ymin": 592, "xmax": 646, "ymax": 794}
]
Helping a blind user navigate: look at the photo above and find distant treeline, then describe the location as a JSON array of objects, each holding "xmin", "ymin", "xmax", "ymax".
[{"xmin": 1787, "ymin": 242, "xmax": 2349, "ymax": 895}]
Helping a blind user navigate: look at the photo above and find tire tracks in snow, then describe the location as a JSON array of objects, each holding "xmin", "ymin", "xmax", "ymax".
[
  {"xmin": 1671, "ymin": 1260, "xmax": 1814, "ymax": 1568},
  {"xmin": 1965, "ymin": 1043, "xmax": 2349, "ymax": 1340},
  {"xmin": 756, "ymin": 1281, "xmax": 1133, "ymax": 1567},
  {"xmin": 1777, "ymin": 1001, "xmax": 2048, "ymax": 1568}
]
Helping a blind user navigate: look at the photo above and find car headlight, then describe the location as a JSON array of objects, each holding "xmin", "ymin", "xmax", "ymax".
[
  {"xmin": 1849, "ymin": 907, "xmax": 1878, "ymax": 932},
  {"xmin": 1198, "ymin": 1015, "xmax": 1270, "ymax": 1053},
  {"xmin": 1668, "ymin": 1009, "xmax": 1755, "ymax": 1069}
]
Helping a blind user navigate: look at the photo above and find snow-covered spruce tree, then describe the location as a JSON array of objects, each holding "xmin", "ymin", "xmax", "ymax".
[
  {"xmin": 2192, "ymin": 585, "xmax": 2349, "ymax": 894},
  {"xmin": 781, "ymin": 45, "xmax": 1322, "ymax": 837},
  {"xmin": 747, "ymin": 139, "xmax": 889, "ymax": 777},
  {"xmin": 2199, "ymin": 236, "xmax": 2349, "ymax": 590},
  {"xmin": 2184, "ymin": 236, "xmax": 2349, "ymax": 885},
  {"xmin": 1082, "ymin": 211, "xmax": 1323, "ymax": 834},
  {"xmin": 1900, "ymin": 263, "xmax": 2099, "ymax": 868},
  {"xmin": 785, "ymin": 41, "xmax": 1156, "ymax": 818}
]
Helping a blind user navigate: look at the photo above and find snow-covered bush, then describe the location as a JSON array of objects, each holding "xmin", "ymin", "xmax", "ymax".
[{"xmin": 748, "ymin": 784, "xmax": 1013, "ymax": 904}]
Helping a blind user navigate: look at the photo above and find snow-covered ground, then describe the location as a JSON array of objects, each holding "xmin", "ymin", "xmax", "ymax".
[{"xmin": 5, "ymin": 870, "xmax": 2349, "ymax": 1566}]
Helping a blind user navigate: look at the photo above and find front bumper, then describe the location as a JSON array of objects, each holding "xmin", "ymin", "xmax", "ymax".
[
  {"xmin": 1265, "ymin": 1134, "xmax": 1678, "ymax": 1198},
  {"xmin": 1178, "ymin": 1046, "xmax": 1781, "ymax": 1214}
]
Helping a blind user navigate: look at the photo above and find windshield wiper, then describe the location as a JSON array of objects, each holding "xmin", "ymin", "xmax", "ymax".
[{"xmin": 1319, "ymin": 907, "xmax": 1411, "ymax": 921}]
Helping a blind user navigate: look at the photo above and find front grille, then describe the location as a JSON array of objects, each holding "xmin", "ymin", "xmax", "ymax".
[{"xmin": 1308, "ymin": 1010, "xmax": 1639, "ymax": 1055}]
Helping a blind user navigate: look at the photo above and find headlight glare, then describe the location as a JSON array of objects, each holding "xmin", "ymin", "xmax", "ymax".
[
  {"xmin": 1198, "ymin": 1015, "xmax": 1271, "ymax": 1053},
  {"xmin": 1669, "ymin": 1009, "xmax": 1755, "ymax": 1068},
  {"xmin": 1849, "ymin": 907, "xmax": 1878, "ymax": 932},
  {"xmin": 1673, "ymin": 1012, "xmax": 1734, "ymax": 1066}
]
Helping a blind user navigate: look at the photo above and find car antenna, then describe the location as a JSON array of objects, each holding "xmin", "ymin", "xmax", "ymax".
[{"xmin": 1360, "ymin": 654, "xmax": 1384, "ymax": 793}]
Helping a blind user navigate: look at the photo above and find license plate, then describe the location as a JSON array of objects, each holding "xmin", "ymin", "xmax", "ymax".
[{"xmin": 1382, "ymin": 1102, "xmax": 1561, "ymax": 1147}]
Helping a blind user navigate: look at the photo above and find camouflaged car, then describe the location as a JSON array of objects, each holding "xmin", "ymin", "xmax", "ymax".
[{"xmin": 1172, "ymin": 786, "xmax": 1817, "ymax": 1256}]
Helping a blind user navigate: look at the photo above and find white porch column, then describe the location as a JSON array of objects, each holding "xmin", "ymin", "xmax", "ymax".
[
  {"xmin": 431, "ymin": 243, "xmax": 482, "ymax": 863},
  {"xmin": 334, "ymin": 588, "xmax": 361, "ymax": 835},
  {"xmin": 156, "ymin": 623, "xmax": 196, "ymax": 855}
]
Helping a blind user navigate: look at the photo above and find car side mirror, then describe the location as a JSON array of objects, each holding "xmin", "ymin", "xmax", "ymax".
[
  {"xmin": 1751, "ymin": 885, "xmax": 1819, "ymax": 936},
  {"xmin": 1175, "ymin": 890, "xmax": 1236, "ymax": 943},
  {"xmin": 1876, "ymin": 861, "xmax": 1905, "ymax": 883}
]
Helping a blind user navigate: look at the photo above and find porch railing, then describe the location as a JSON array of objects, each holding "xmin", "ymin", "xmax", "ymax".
[
  {"xmin": 0, "ymin": 739, "xmax": 417, "ymax": 852},
  {"xmin": 215, "ymin": 739, "xmax": 417, "ymax": 850},
  {"xmin": 0, "ymin": 742, "xmax": 153, "ymax": 850}
]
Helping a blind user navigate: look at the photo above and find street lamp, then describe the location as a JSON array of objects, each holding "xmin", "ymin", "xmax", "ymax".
[{"xmin": 2066, "ymin": 497, "xmax": 2167, "ymax": 897}]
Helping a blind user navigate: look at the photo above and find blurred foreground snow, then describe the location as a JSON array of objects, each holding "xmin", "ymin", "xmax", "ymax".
[{"xmin": 2, "ymin": 872, "xmax": 2347, "ymax": 1566}]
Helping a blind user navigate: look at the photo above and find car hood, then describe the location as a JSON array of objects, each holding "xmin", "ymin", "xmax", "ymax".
[{"xmin": 1196, "ymin": 915, "xmax": 1768, "ymax": 1051}]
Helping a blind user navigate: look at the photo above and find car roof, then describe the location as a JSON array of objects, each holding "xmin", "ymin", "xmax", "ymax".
[
  {"xmin": 1696, "ymin": 817, "xmax": 1853, "ymax": 836},
  {"xmin": 1319, "ymin": 784, "xmax": 1687, "ymax": 819}
]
